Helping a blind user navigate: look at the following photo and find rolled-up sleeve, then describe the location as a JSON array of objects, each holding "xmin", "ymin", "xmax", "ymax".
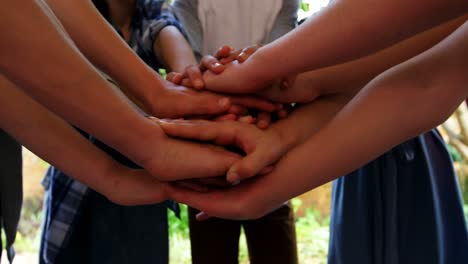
[{"xmin": 139, "ymin": 0, "xmax": 187, "ymax": 56}]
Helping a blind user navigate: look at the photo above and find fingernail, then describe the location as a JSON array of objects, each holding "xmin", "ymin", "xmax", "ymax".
[
  {"xmin": 238, "ymin": 52, "xmax": 247, "ymax": 62},
  {"xmin": 213, "ymin": 62, "xmax": 222, "ymax": 68},
  {"xmin": 227, "ymin": 171, "xmax": 240, "ymax": 184},
  {"xmin": 196, "ymin": 212, "xmax": 210, "ymax": 221},
  {"xmin": 218, "ymin": 98, "xmax": 230, "ymax": 108},
  {"xmin": 231, "ymin": 179, "xmax": 241, "ymax": 186}
]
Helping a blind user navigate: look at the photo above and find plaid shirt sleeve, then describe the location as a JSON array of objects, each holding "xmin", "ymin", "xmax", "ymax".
[
  {"xmin": 40, "ymin": 166, "xmax": 89, "ymax": 264},
  {"xmin": 139, "ymin": 0, "xmax": 187, "ymax": 61}
]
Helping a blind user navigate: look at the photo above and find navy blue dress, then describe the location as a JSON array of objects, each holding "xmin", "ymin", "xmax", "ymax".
[{"xmin": 329, "ymin": 129, "xmax": 468, "ymax": 264}]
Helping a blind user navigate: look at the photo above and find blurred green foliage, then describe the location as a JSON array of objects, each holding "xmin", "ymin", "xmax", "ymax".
[{"xmin": 168, "ymin": 199, "xmax": 330, "ymax": 263}]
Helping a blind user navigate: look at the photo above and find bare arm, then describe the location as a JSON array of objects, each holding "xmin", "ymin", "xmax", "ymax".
[
  {"xmin": 201, "ymin": 1, "xmax": 467, "ymax": 93},
  {"xmin": 44, "ymin": 0, "xmax": 235, "ymax": 118},
  {"xmin": 0, "ymin": 74, "xmax": 169, "ymax": 206},
  {"xmin": 259, "ymin": 14, "xmax": 468, "ymax": 103},
  {"xmin": 0, "ymin": 0, "xmax": 240, "ymax": 182},
  {"xmin": 0, "ymin": 0, "xmax": 157, "ymax": 164},
  {"xmin": 45, "ymin": 0, "xmax": 162, "ymax": 104},
  {"xmin": 253, "ymin": 20, "xmax": 468, "ymax": 216},
  {"xmin": 255, "ymin": 0, "xmax": 468, "ymax": 79},
  {"xmin": 154, "ymin": 25, "xmax": 198, "ymax": 72}
]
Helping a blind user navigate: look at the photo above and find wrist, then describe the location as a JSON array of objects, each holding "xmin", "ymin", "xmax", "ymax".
[
  {"xmin": 119, "ymin": 116, "xmax": 167, "ymax": 170},
  {"xmin": 243, "ymin": 47, "xmax": 276, "ymax": 87},
  {"xmin": 129, "ymin": 66, "xmax": 166, "ymax": 108},
  {"xmin": 269, "ymin": 124, "xmax": 300, "ymax": 155}
]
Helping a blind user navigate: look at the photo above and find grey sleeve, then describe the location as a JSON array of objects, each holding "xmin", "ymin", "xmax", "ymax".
[
  {"xmin": 171, "ymin": 0, "xmax": 204, "ymax": 62},
  {"xmin": 264, "ymin": 0, "xmax": 299, "ymax": 44}
]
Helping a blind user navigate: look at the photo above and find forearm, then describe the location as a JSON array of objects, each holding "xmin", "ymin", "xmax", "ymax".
[
  {"xmin": 0, "ymin": 75, "xmax": 121, "ymax": 195},
  {"xmin": 0, "ymin": 1, "xmax": 163, "ymax": 167},
  {"xmin": 270, "ymin": 94, "xmax": 350, "ymax": 152},
  {"xmin": 304, "ymin": 14, "xmax": 468, "ymax": 96},
  {"xmin": 248, "ymin": 0, "xmax": 468, "ymax": 82},
  {"xmin": 45, "ymin": 0, "xmax": 164, "ymax": 104},
  {"xmin": 260, "ymin": 14, "xmax": 467, "ymax": 103},
  {"xmin": 154, "ymin": 26, "xmax": 197, "ymax": 72},
  {"xmin": 252, "ymin": 22, "xmax": 468, "ymax": 207}
]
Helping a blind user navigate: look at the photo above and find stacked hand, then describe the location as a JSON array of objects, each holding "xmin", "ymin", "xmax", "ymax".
[
  {"xmin": 126, "ymin": 44, "xmax": 338, "ymax": 220},
  {"xmin": 134, "ymin": 46, "xmax": 299, "ymax": 219}
]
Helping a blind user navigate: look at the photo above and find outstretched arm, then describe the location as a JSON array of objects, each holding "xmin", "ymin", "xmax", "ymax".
[
  {"xmin": 45, "ymin": 0, "xmax": 161, "ymax": 102},
  {"xmin": 0, "ymin": 0, "xmax": 240, "ymax": 182},
  {"xmin": 43, "ymin": 0, "xmax": 247, "ymax": 118},
  {"xmin": 255, "ymin": 0, "xmax": 468, "ymax": 80},
  {"xmin": 258, "ymin": 14, "xmax": 467, "ymax": 103},
  {"xmin": 0, "ymin": 74, "xmax": 168, "ymax": 206},
  {"xmin": 200, "ymin": 1, "xmax": 467, "ymax": 94}
]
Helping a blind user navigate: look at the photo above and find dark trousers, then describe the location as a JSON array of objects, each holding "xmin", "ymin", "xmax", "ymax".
[{"xmin": 188, "ymin": 202, "xmax": 298, "ymax": 264}]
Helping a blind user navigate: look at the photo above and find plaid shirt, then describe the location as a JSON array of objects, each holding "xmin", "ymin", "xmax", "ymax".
[{"xmin": 41, "ymin": 1, "xmax": 183, "ymax": 263}]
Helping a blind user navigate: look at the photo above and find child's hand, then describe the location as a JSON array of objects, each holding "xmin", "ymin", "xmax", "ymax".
[
  {"xmin": 202, "ymin": 60, "xmax": 267, "ymax": 94},
  {"xmin": 158, "ymin": 119, "xmax": 294, "ymax": 184},
  {"xmin": 167, "ymin": 45, "xmax": 261, "ymax": 90},
  {"xmin": 166, "ymin": 45, "xmax": 234, "ymax": 89}
]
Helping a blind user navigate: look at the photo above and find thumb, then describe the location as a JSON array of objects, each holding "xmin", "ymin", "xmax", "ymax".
[
  {"xmin": 179, "ymin": 93, "xmax": 231, "ymax": 117},
  {"xmin": 226, "ymin": 149, "xmax": 277, "ymax": 184}
]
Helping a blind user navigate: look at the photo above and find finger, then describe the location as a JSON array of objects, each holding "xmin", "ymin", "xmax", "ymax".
[
  {"xmin": 236, "ymin": 45, "xmax": 260, "ymax": 63},
  {"xmin": 227, "ymin": 105, "xmax": 249, "ymax": 115},
  {"xmin": 159, "ymin": 119, "xmax": 219, "ymax": 141},
  {"xmin": 185, "ymin": 65, "xmax": 205, "ymax": 89},
  {"xmin": 281, "ymin": 75, "xmax": 297, "ymax": 90},
  {"xmin": 259, "ymin": 165, "xmax": 274, "ymax": 175},
  {"xmin": 180, "ymin": 78, "xmax": 193, "ymax": 88},
  {"xmin": 196, "ymin": 211, "xmax": 211, "ymax": 221},
  {"xmin": 220, "ymin": 49, "xmax": 242, "ymax": 64},
  {"xmin": 214, "ymin": 45, "xmax": 233, "ymax": 59},
  {"xmin": 195, "ymin": 177, "xmax": 231, "ymax": 188},
  {"xmin": 159, "ymin": 119, "xmax": 238, "ymax": 146},
  {"xmin": 280, "ymin": 79, "xmax": 290, "ymax": 90},
  {"xmin": 256, "ymin": 111, "xmax": 271, "ymax": 129},
  {"xmin": 200, "ymin": 55, "xmax": 225, "ymax": 73},
  {"xmin": 230, "ymin": 96, "xmax": 276, "ymax": 112},
  {"xmin": 168, "ymin": 183, "xmax": 224, "ymax": 216},
  {"xmin": 278, "ymin": 104, "xmax": 293, "ymax": 119},
  {"xmin": 166, "ymin": 72, "xmax": 183, "ymax": 85},
  {"xmin": 278, "ymin": 109, "xmax": 288, "ymax": 119},
  {"xmin": 177, "ymin": 93, "xmax": 232, "ymax": 117},
  {"xmin": 173, "ymin": 181, "xmax": 210, "ymax": 193},
  {"xmin": 238, "ymin": 115, "xmax": 256, "ymax": 124},
  {"xmin": 226, "ymin": 150, "xmax": 278, "ymax": 183},
  {"xmin": 213, "ymin": 113, "xmax": 238, "ymax": 122}
]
